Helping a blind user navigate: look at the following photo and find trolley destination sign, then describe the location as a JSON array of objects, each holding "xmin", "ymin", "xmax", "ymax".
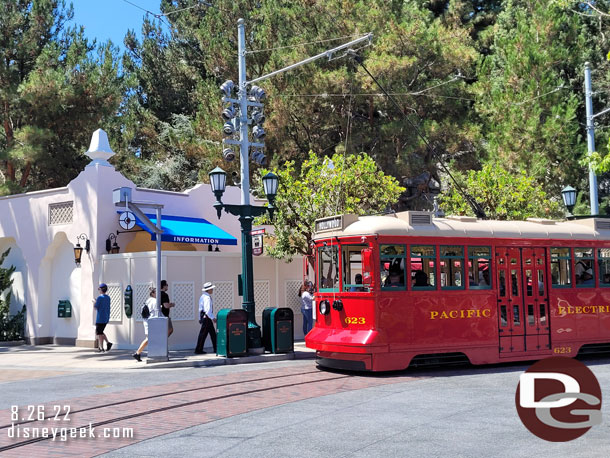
[{"xmin": 315, "ymin": 215, "xmax": 359, "ymax": 233}]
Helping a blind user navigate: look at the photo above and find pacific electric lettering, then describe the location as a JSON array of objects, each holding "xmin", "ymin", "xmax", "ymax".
[
  {"xmin": 430, "ymin": 309, "xmax": 492, "ymax": 320},
  {"xmin": 171, "ymin": 236, "xmax": 220, "ymax": 244},
  {"xmin": 558, "ymin": 305, "xmax": 610, "ymax": 315}
]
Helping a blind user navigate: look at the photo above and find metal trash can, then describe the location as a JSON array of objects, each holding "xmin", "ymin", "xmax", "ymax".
[
  {"xmin": 217, "ymin": 309, "xmax": 248, "ymax": 357},
  {"xmin": 262, "ymin": 307, "xmax": 294, "ymax": 353}
]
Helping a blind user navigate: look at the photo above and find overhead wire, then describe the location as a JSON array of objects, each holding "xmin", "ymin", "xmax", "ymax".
[
  {"xmin": 247, "ymin": 34, "xmax": 370, "ymax": 54},
  {"xmin": 347, "ymin": 49, "xmax": 487, "ymax": 219}
]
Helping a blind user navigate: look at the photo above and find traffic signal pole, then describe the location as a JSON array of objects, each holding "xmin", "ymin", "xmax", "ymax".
[{"xmin": 220, "ymin": 19, "xmax": 372, "ymax": 352}]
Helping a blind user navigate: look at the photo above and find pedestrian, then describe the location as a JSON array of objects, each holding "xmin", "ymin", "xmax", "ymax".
[
  {"xmin": 133, "ymin": 286, "xmax": 158, "ymax": 362},
  {"xmin": 160, "ymin": 280, "xmax": 175, "ymax": 337},
  {"xmin": 299, "ymin": 280, "xmax": 314, "ymax": 336},
  {"xmin": 93, "ymin": 283, "xmax": 113, "ymax": 352},
  {"xmin": 195, "ymin": 282, "xmax": 217, "ymax": 354}
]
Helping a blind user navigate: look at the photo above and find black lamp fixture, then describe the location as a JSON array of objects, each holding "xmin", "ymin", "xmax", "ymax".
[
  {"xmin": 74, "ymin": 233, "xmax": 90, "ymax": 265},
  {"xmin": 105, "ymin": 233, "xmax": 120, "ymax": 254},
  {"xmin": 215, "ymin": 244, "xmax": 220, "ymax": 252},
  {"xmin": 562, "ymin": 185, "xmax": 577, "ymax": 217}
]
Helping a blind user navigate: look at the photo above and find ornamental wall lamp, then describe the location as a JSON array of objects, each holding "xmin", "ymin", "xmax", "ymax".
[
  {"xmin": 105, "ymin": 233, "xmax": 120, "ymax": 254},
  {"xmin": 74, "ymin": 233, "xmax": 90, "ymax": 265}
]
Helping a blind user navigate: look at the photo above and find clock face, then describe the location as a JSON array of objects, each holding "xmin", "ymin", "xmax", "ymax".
[{"xmin": 119, "ymin": 211, "xmax": 136, "ymax": 230}]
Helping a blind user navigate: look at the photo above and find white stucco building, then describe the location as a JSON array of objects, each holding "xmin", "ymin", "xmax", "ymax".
[{"xmin": 0, "ymin": 129, "xmax": 304, "ymax": 349}]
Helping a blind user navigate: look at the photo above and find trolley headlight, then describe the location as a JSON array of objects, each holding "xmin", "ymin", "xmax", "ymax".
[
  {"xmin": 332, "ymin": 299, "xmax": 343, "ymax": 311},
  {"xmin": 319, "ymin": 300, "xmax": 330, "ymax": 315}
]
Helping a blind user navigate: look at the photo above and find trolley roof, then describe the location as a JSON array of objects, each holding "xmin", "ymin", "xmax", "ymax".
[{"xmin": 312, "ymin": 212, "xmax": 610, "ymax": 242}]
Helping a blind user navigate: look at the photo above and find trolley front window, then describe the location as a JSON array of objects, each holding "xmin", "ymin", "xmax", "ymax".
[
  {"xmin": 342, "ymin": 245, "xmax": 369, "ymax": 292},
  {"xmin": 468, "ymin": 246, "xmax": 491, "ymax": 289},
  {"xmin": 318, "ymin": 245, "xmax": 339, "ymax": 291},
  {"xmin": 411, "ymin": 245, "xmax": 435, "ymax": 290},
  {"xmin": 380, "ymin": 244, "xmax": 406, "ymax": 290},
  {"xmin": 551, "ymin": 247, "xmax": 571, "ymax": 288}
]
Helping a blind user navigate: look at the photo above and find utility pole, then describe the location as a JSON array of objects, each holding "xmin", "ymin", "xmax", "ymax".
[
  {"xmin": 212, "ymin": 19, "xmax": 372, "ymax": 353},
  {"xmin": 585, "ymin": 62, "xmax": 602, "ymax": 215}
]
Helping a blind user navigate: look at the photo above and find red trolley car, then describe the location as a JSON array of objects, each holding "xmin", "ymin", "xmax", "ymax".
[{"xmin": 304, "ymin": 212, "xmax": 610, "ymax": 371}]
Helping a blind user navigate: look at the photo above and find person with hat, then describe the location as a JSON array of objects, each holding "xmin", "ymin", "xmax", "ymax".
[
  {"xmin": 93, "ymin": 283, "xmax": 112, "ymax": 353},
  {"xmin": 299, "ymin": 280, "xmax": 314, "ymax": 335},
  {"xmin": 195, "ymin": 282, "xmax": 217, "ymax": 354}
]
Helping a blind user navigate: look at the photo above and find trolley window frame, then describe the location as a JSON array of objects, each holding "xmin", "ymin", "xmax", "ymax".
[
  {"xmin": 410, "ymin": 244, "xmax": 436, "ymax": 291},
  {"xmin": 467, "ymin": 246, "xmax": 492, "ymax": 290},
  {"xmin": 380, "ymin": 244, "xmax": 407, "ymax": 291}
]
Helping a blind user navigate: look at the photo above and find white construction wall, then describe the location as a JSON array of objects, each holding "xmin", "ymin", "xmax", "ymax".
[{"xmin": 98, "ymin": 251, "xmax": 304, "ymax": 350}]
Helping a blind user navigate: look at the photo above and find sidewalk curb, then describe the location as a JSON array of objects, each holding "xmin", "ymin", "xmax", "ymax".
[{"xmin": 140, "ymin": 350, "xmax": 315, "ymax": 369}]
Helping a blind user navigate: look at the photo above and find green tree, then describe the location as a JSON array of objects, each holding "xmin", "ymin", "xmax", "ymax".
[
  {"xmin": 0, "ymin": 248, "xmax": 26, "ymax": 341},
  {"xmin": 440, "ymin": 163, "xmax": 563, "ymax": 220},
  {"xmin": 473, "ymin": 0, "xmax": 586, "ymax": 195},
  {"xmin": 124, "ymin": 0, "xmax": 485, "ymax": 203},
  {"xmin": 0, "ymin": 0, "xmax": 123, "ymax": 195},
  {"xmin": 255, "ymin": 152, "xmax": 405, "ymax": 262}
]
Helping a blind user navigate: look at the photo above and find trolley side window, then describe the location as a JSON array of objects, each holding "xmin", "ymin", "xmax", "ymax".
[
  {"xmin": 342, "ymin": 245, "xmax": 369, "ymax": 292},
  {"xmin": 380, "ymin": 244, "xmax": 406, "ymax": 290},
  {"xmin": 440, "ymin": 246, "xmax": 464, "ymax": 290},
  {"xmin": 318, "ymin": 245, "xmax": 339, "ymax": 291},
  {"xmin": 550, "ymin": 247, "xmax": 572, "ymax": 288},
  {"xmin": 468, "ymin": 246, "xmax": 491, "ymax": 290},
  {"xmin": 575, "ymin": 248, "xmax": 595, "ymax": 288},
  {"xmin": 411, "ymin": 245, "xmax": 436, "ymax": 290},
  {"xmin": 599, "ymin": 248, "xmax": 610, "ymax": 287}
]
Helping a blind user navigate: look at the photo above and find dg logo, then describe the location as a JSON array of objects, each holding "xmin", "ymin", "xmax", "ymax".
[{"xmin": 515, "ymin": 356, "xmax": 602, "ymax": 441}]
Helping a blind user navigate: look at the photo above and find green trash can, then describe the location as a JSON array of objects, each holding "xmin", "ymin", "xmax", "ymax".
[
  {"xmin": 263, "ymin": 307, "xmax": 294, "ymax": 354},
  {"xmin": 216, "ymin": 309, "xmax": 248, "ymax": 357}
]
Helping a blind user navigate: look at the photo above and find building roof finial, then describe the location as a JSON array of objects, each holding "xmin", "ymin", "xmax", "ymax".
[{"xmin": 85, "ymin": 128, "xmax": 115, "ymax": 167}]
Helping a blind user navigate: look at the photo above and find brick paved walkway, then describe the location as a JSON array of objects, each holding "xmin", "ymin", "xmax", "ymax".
[{"xmin": 0, "ymin": 362, "xmax": 420, "ymax": 457}]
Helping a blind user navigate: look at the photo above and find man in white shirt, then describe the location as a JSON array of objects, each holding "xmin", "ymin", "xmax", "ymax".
[{"xmin": 195, "ymin": 282, "xmax": 217, "ymax": 354}]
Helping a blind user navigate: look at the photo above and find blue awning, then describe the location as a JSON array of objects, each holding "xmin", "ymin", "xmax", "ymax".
[{"xmin": 127, "ymin": 213, "xmax": 237, "ymax": 246}]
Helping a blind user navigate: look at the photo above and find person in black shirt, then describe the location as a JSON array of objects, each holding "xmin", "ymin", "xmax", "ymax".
[{"xmin": 160, "ymin": 280, "xmax": 175, "ymax": 337}]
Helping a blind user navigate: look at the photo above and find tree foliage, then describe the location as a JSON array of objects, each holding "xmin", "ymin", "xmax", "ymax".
[
  {"xmin": 4, "ymin": 1, "xmax": 610, "ymax": 226},
  {"xmin": 0, "ymin": 248, "xmax": 26, "ymax": 341},
  {"xmin": 440, "ymin": 163, "xmax": 563, "ymax": 220},
  {"xmin": 255, "ymin": 152, "xmax": 405, "ymax": 261},
  {"xmin": 0, "ymin": 0, "xmax": 123, "ymax": 195}
]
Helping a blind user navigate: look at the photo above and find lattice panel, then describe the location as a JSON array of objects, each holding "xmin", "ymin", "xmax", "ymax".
[
  {"xmin": 135, "ymin": 282, "xmax": 153, "ymax": 321},
  {"xmin": 285, "ymin": 280, "xmax": 303, "ymax": 314},
  {"xmin": 107, "ymin": 283, "xmax": 123, "ymax": 322},
  {"xmin": 171, "ymin": 281, "xmax": 195, "ymax": 321},
  {"xmin": 214, "ymin": 281, "xmax": 234, "ymax": 312},
  {"xmin": 254, "ymin": 280, "xmax": 270, "ymax": 314},
  {"xmin": 48, "ymin": 201, "xmax": 73, "ymax": 225}
]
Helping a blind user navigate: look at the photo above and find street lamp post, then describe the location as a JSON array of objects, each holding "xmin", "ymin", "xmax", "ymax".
[
  {"xmin": 210, "ymin": 167, "xmax": 278, "ymax": 352},
  {"xmin": 212, "ymin": 19, "xmax": 371, "ymax": 352},
  {"xmin": 562, "ymin": 185, "xmax": 577, "ymax": 218}
]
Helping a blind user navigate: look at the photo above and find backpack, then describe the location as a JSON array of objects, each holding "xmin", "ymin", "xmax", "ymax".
[{"xmin": 141, "ymin": 303, "xmax": 150, "ymax": 319}]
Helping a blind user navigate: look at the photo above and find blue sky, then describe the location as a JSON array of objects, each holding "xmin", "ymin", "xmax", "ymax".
[{"xmin": 69, "ymin": 0, "xmax": 163, "ymax": 50}]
